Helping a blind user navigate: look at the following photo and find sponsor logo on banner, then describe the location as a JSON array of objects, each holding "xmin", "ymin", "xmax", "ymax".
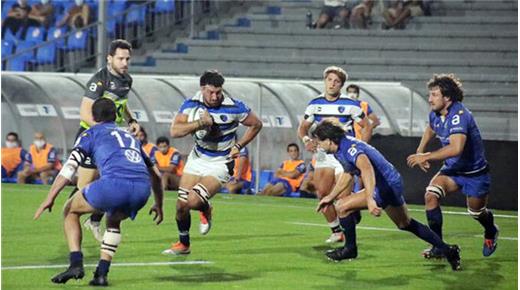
[
  {"xmin": 16, "ymin": 104, "xmax": 39, "ymax": 117},
  {"xmin": 153, "ymin": 110, "xmax": 175, "ymax": 123},
  {"xmin": 61, "ymin": 107, "xmax": 81, "ymax": 119},
  {"xmin": 132, "ymin": 110, "xmax": 149, "ymax": 122},
  {"xmin": 261, "ymin": 115, "xmax": 271, "ymax": 127},
  {"xmin": 36, "ymin": 104, "xmax": 58, "ymax": 116},
  {"xmin": 269, "ymin": 115, "xmax": 292, "ymax": 128}
]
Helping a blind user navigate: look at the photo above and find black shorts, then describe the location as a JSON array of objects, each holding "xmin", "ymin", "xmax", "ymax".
[{"xmin": 74, "ymin": 126, "xmax": 96, "ymax": 169}]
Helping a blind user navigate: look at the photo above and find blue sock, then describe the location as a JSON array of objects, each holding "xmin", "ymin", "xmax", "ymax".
[
  {"xmin": 426, "ymin": 207, "xmax": 443, "ymax": 240},
  {"xmin": 97, "ymin": 259, "xmax": 111, "ymax": 276},
  {"xmin": 176, "ymin": 215, "xmax": 191, "ymax": 246},
  {"xmin": 69, "ymin": 251, "xmax": 83, "ymax": 267},
  {"xmin": 401, "ymin": 219, "xmax": 447, "ymax": 250},
  {"xmin": 340, "ymin": 215, "xmax": 357, "ymax": 249}
]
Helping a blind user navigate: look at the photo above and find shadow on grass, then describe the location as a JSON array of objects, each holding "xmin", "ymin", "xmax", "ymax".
[{"xmin": 156, "ymin": 265, "xmax": 257, "ymax": 283}]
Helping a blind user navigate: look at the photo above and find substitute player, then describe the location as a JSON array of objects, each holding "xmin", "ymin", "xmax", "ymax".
[
  {"xmin": 298, "ymin": 66, "xmax": 371, "ymax": 243},
  {"xmin": 34, "ymin": 98, "xmax": 164, "ymax": 286},
  {"xmin": 75, "ymin": 39, "xmax": 141, "ymax": 241},
  {"xmin": 313, "ymin": 122, "xmax": 461, "ymax": 271},
  {"xmin": 407, "ymin": 74, "xmax": 498, "ymax": 258},
  {"xmin": 162, "ymin": 70, "xmax": 262, "ymax": 255}
]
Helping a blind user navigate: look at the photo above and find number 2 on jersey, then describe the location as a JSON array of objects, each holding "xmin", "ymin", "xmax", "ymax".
[{"xmin": 111, "ymin": 130, "xmax": 138, "ymax": 151}]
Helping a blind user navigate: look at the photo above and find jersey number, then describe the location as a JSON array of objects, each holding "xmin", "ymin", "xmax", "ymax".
[
  {"xmin": 111, "ymin": 131, "xmax": 138, "ymax": 151},
  {"xmin": 451, "ymin": 115, "xmax": 460, "ymax": 125},
  {"xmin": 347, "ymin": 147, "xmax": 357, "ymax": 156},
  {"xmin": 89, "ymin": 82, "xmax": 97, "ymax": 92}
]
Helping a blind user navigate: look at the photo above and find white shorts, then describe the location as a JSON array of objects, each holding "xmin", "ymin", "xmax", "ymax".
[
  {"xmin": 314, "ymin": 150, "xmax": 344, "ymax": 176},
  {"xmin": 183, "ymin": 150, "xmax": 233, "ymax": 184}
]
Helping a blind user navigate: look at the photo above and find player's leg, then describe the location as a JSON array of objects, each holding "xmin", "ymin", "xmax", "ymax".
[
  {"xmin": 425, "ymin": 173, "xmax": 459, "ymax": 240},
  {"xmin": 226, "ymin": 180, "xmax": 244, "ymax": 194},
  {"xmin": 325, "ymin": 192, "xmax": 367, "ymax": 261},
  {"xmin": 385, "ymin": 203, "xmax": 461, "ymax": 271},
  {"xmin": 51, "ymin": 191, "xmax": 97, "ymax": 284},
  {"xmin": 462, "ymin": 172, "xmax": 498, "ymax": 256},
  {"xmin": 163, "ymin": 172, "xmax": 200, "ymax": 255},
  {"xmin": 76, "ymin": 167, "xmax": 105, "ymax": 242},
  {"xmin": 186, "ymin": 175, "xmax": 222, "ymax": 235},
  {"xmin": 90, "ymin": 211, "xmax": 128, "ymax": 286},
  {"xmin": 314, "ymin": 167, "xmax": 343, "ymax": 243},
  {"xmin": 262, "ymin": 182, "xmax": 286, "ymax": 196}
]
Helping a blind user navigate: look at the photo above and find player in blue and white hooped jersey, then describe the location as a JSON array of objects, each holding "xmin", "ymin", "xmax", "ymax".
[
  {"xmin": 407, "ymin": 74, "xmax": 499, "ymax": 258},
  {"xmin": 313, "ymin": 122, "xmax": 461, "ymax": 271},
  {"xmin": 298, "ymin": 66, "xmax": 371, "ymax": 244},
  {"xmin": 162, "ymin": 70, "xmax": 263, "ymax": 255},
  {"xmin": 34, "ymin": 98, "xmax": 164, "ymax": 286}
]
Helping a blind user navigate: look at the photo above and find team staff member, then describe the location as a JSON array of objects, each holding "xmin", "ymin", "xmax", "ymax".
[
  {"xmin": 259, "ymin": 143, "xmax": 306, "ymax": 196},
  {"xmin": 153, "ymin": 136, "xmax": 184, "ymax": 191},
  {"xmin": 18, "ymin": 132, "xmax": 61, "ymax": 185},
  {"xmin": 2, "ymin": 132, "xmax": 29, "ymax": 181}
]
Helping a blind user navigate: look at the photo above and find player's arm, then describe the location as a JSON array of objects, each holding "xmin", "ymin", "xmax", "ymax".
[
  {"xmin": 230, "ymin": 112, "xmax": 262, "ymax": 158},
  {"xmin": 298, "ymin": 119, "xmax": 316, "ymax": 152},
  {"xmin": 148, "ymin": 164, "xmax": 164, "ymax": 225},
  {"xmin": 418, "ymin": 134, "xmax": 466, "ymax": 163},
  {"xmin": 316, "ymin": 172, "xmax": 353, "ymax": 212},
  {"xmin": 34, "ymin": 148, "xmax": 86, "ymax": 220},
  {"xmin": 368, "ymin": 113, "xmax": 381, "ymax": 129},
  {"xmin": 416, "ymin": 126, "xmax": 436, "ymax": 153},
  {"xmin": 170, "ymin": 112, "xmax": 212, "ymax": 138},
  {"xmin": 357, "ymin": 115, "xmax": 373, "ymax": 143},
  {"xmin": 123, "ymin": 103, "xmax": 140, "ymax": 134},
  {"xmin": 79, "ymin": 97, "xmax": 96, "ymax": 127},
  {"xmin": 356, "ymin": 154, "xmax": 381, "ymax": 217}
]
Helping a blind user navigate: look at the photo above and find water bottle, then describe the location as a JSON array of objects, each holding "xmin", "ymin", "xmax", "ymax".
[{"xmin": 306, "ymin": 10, "xmax": 313, "ymax": 29}]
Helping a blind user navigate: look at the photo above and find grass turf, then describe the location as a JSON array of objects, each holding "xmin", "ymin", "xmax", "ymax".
[{"xmin": 2, "ymin": 183, "xmax": 517, "ymax": 289}]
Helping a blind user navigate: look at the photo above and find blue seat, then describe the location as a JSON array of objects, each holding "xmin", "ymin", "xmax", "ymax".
[
  {"xmin": 25, "ymin": 26, "xmax": 45, "ymax": 43},
  {"xmin": 2, "ymin": 40, "xmax": 15, "ymax": 58},
  {"xmin": 108, "ymin": 0, "xmax": 127, "ymax": 23},
  {"xmin": 126, "ymin": 4, "xmax": 146, "ymax": 25},
  {"xmin": 67, "ymin": 29, "xmax": 88, "ymax": 50},
  {"xmin": 35, "ymin": 42, "xmax": 57, "ymax": 64},
  {"xmin": 155, "ymin": 0, "xmax": 175, "ymax": 13},
  {"xmin": 47, "ymin": 26, "xmax": 67, "ymax": 49},
  {"xmin": 7, "ymin": 56, "xmax": 27, "ymax": 71},
  {"xmin": 3, "ymin": 28, "xmax": 22, "ymax": 44},
  {"xmin": 258, "ymin": 170, "xmax": 273, "ymax": 191},
  {"xmin": 1, "ymin": 0, "xmax": 16, "ymax": 21}
]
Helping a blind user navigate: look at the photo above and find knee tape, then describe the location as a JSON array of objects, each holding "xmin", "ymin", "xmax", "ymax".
[
  {"xmin": 101, "ymin": 228, "xmax": 121, "ymax": 257},
  {"xmin": 426, "ymin": 185, "xmax": 445, "ymax": 199},
  {"xmin": 192, "ymin": 183, "xmax": 210, "ymax": 206},
  {"xmin": 468, "ymin": 207, "xmax": 486, "ymax": 218},
  {"xmin": 177, "ymin": 187, "xmax": 189, "ymax": 203}
]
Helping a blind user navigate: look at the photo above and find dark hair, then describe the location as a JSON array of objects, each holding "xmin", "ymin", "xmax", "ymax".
[
  {"xmin": 92, "ymin": 98, "xmax": 117, "ymax": 123},
  {"xmin": 200, "ymin": 70, "xmax": 225, "ymax": 87},
  {"xmin": 312, "ymin": 121, "xmax": 346, "ymax": 145},
  {"xmin": 287, "ymin": 143, "xmax": 299, "ymax": 152},
  {"xmin": 156, "ymin": 136, "xmax": 170, "ymax": 146},
  {"xmin": 427, "ymin": 73, "xmax": 464, "ymax": 102},
  {"xmin": 346, "ymin": 84, "xmax": 360, "ymax": 94},
  {"xmin": 108, "ymin": 39, "xmax": 132, "ymax": 56},
  {"xmin": 6, "ymin": 132, "xmax": 18, "ymax": 140},
  {"xmin": 139, "ymin": 126, "xmax": 148, "ymax": 138}
]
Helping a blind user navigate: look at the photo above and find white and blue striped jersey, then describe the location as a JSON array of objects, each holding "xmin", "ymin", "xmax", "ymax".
[
  {"xmin": 304, "ymin": 93, "xmax": 364, "ymax": 137},
  {"xmin": 179, "ymin": 91, "xmax": 251, "ymax": 161}
]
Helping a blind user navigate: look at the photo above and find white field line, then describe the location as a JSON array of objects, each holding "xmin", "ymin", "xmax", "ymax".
[
  {"xmin": 287, "ymin": 221, "xmax": 518, "ymax": 240},
  {"xmin": 167, "ymin": 197, "xmax": 518, "ymax": 219},
  {"xmin": 2, "ymin": 260, "xmax": 212, "ymax": 271}
]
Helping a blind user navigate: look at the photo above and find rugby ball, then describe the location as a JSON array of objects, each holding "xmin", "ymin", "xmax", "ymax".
[{"xmin": 187, "ymin": 106, "xmax": 209, "ymax": 140}]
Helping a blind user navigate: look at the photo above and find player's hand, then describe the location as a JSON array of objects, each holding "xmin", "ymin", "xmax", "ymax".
[
  {"xmin": 406, "ymin": 153, "xmax": 430, "ymax": 171},
  {"xmin": 367, "ymin": 198, "xmax": 382, "ymax": 217},
  {"xmin": 229, "ymin": 145, "xmax": 240, "ymax": 159},
  {"xmin": 199, "ymin": 110, "xmax": 213, "ymax": 127},
  {"xmin": 33, "ymin": 198, "xmax": 54, "ymax": 220},
  {"xmin": 128, "ymin": 121, "xmax": 140, "ymax": 136},
  {"xmin": 316, "ymin": 196, "xmax": 334, "ymax": 213},
  {"xmin": 304, "ymin": 139, "xmax": 316, "ymax": 152},
  {"xmin": 149, "ymin": 203, "xmax": 163, "ymax": 225}
]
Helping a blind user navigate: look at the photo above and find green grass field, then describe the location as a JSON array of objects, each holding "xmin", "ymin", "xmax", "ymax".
[{"xmin": 2, "ymin": 183, "xmax": 517, "ymax": 289}]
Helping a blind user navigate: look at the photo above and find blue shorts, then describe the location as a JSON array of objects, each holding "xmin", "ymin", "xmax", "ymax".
[
  {"xmin": 373, "ymin": 178, "xmax": 405, "ymax": 209},
  {"xmin": 442, "ymin": 172, "xmax": 491, "ymax": 198},
  {"xmin": 241, "ymin": 181, "xmax": 251, "ymax": 194},
  {"xmin": 270, "ymin": 178, "xmax": 292, "ymax": 196},
  {"xmin": 83, "ymin": 177, "xmax": 151, "ymax": 220}
]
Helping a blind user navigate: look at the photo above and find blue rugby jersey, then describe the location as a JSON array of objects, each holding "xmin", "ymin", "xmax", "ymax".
[
  {"xmin": 304, "ymin": 93, "xmax": 364, "ymax": 137},
  {"xmin": 75, "ymin": 122, "xmax": 150, "ymax": 180},
  {"xmin": 179, "ymin": 91, "xmax": 251, "ymax": 160},
  {"xmin": 334, "ymin": 135, "xmax": 402, "ymax": 188},
  {"xmin": 429, "ymin": 102, "xmax": 488, "ymax": 175}
]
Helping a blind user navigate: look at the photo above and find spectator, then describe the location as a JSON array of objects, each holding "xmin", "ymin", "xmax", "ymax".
[
  {"xmin": 350, "ymin": 0, "xmax": 374, "ymax": 29},
  {"xmin": 29, "ymin": 0, "xmax": 55, "ymax": 29},
  {"xmin": 225, "ymin": 146, "xmax": 252, "ymax": 194},
  {"xmin": 18, "ymin": 132, "xmax": 60, "ymax": 185},
  {"xmin": 346, "ymin": 84, "xmax": 381, "ymax": 142},
  {"xmin": 315, "ymin": 0, "xmax": 353, "ymax": 29},
  {"xmin": 1, "ymin": 132, "xmax": 29, "ymax": 182},
  {"xmin": 299, "ymin": 156, "xmax": 317, "ymax": 198},
  {"xmin": 56, "ymin": 0, "xmax": 90, "ymax": 30},
  {"xmin": 382, "ymin": 0, "xmax": 424, "ymax": 30},
  {"xmin": 136, "ymin": 126, "xmax": 157, "ymax": 158},
  {"xmin": 2, "ymin": 0, "xmax": 39, "ymax": 39},
  {"xmin": 259, "ymin": 143, "xmax": 306, "ymax": 196},
  {"xmin": 153, "ymin": 136, "xmax": 184, "ymax": 191}
]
